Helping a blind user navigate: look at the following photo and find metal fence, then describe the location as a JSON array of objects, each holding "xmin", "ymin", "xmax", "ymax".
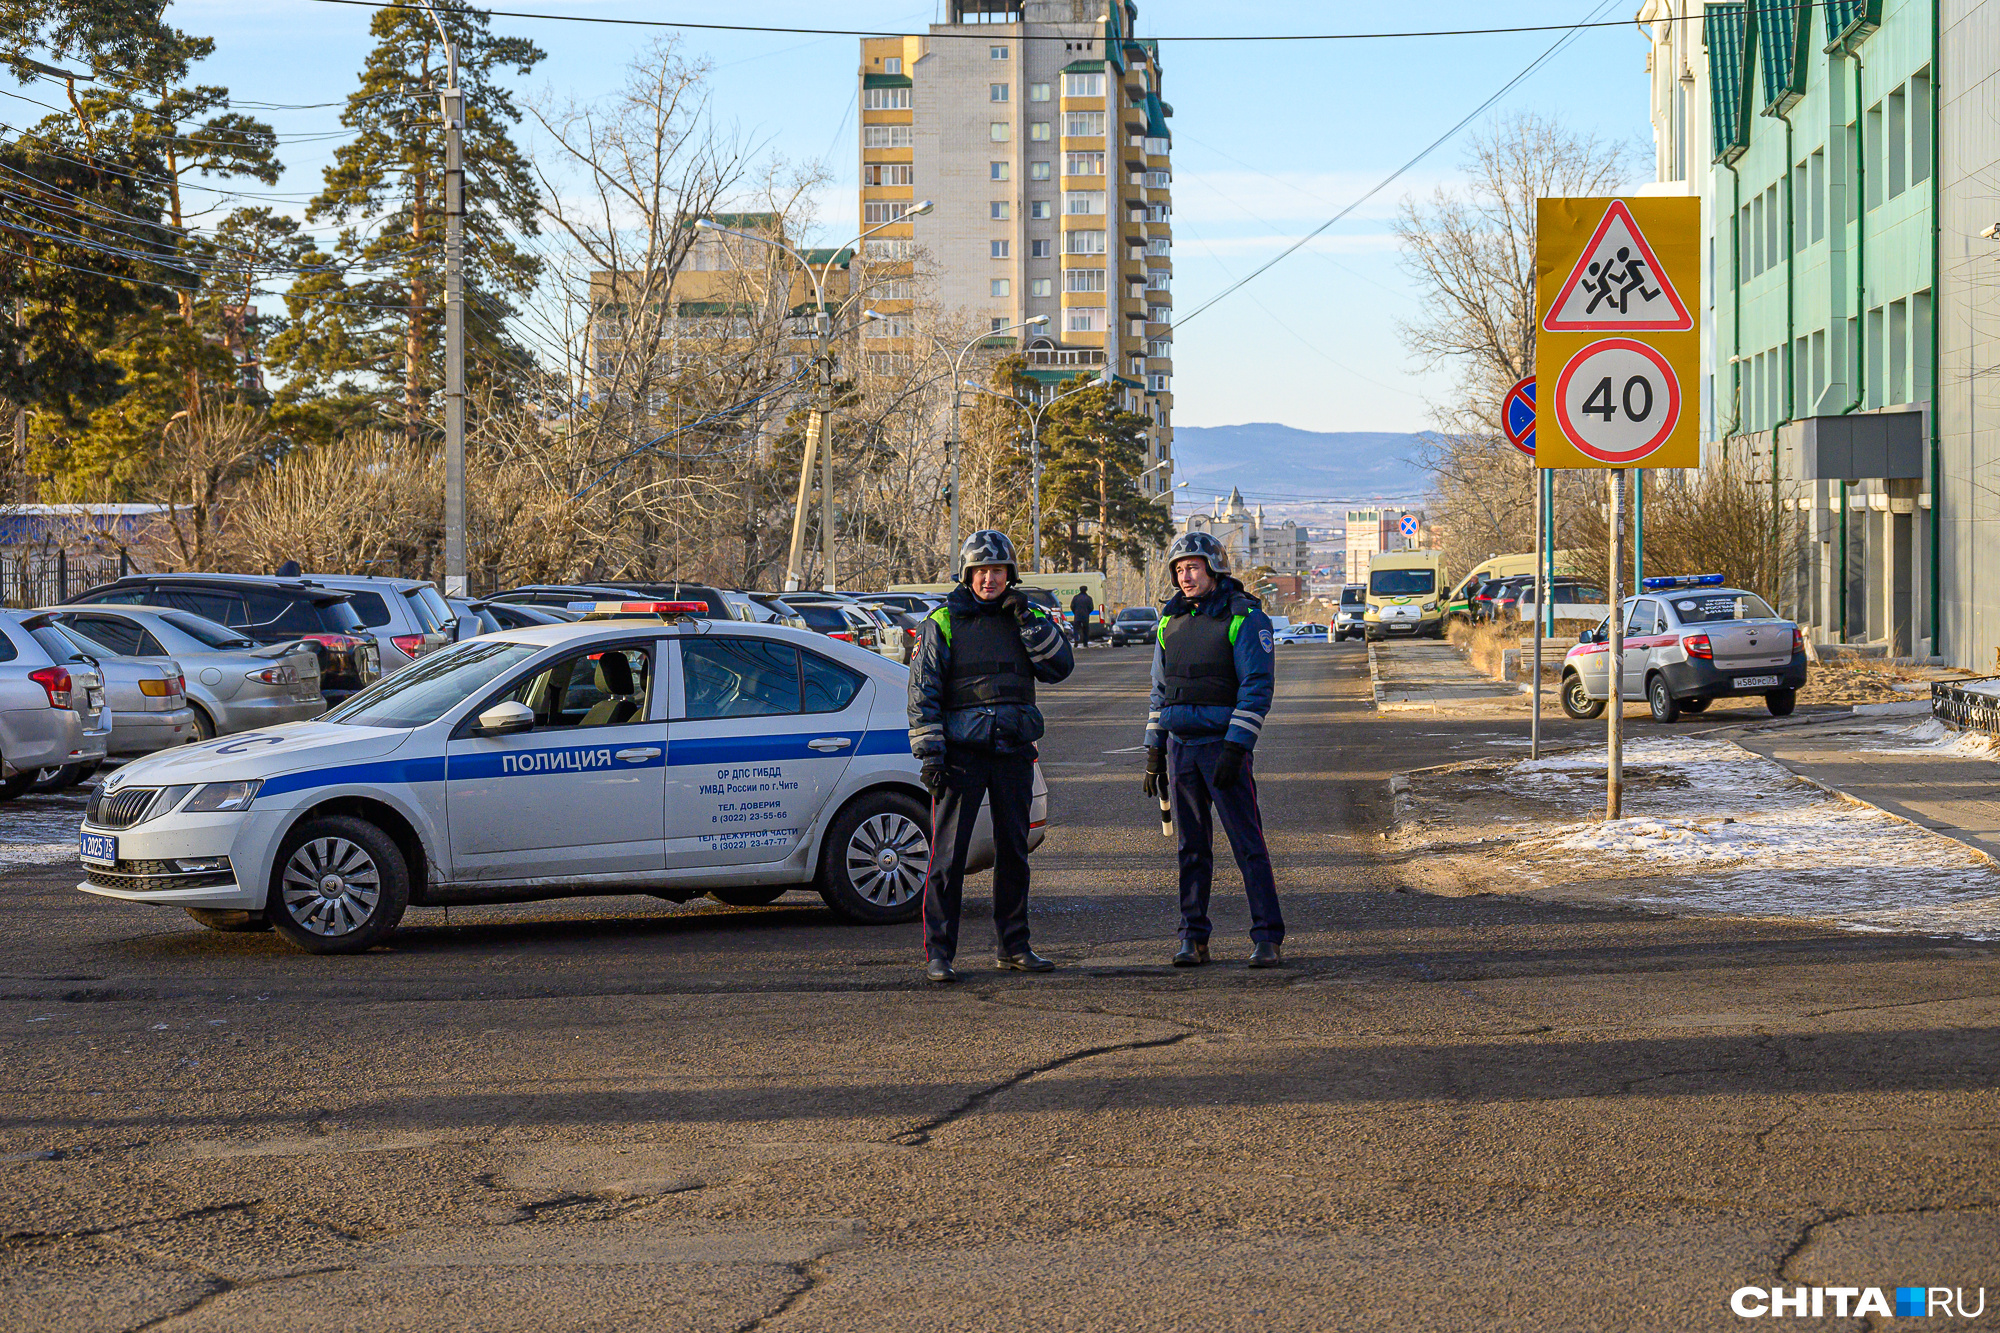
[
  {"xmin": 0, "ymin": 550, "xmax": 126, "ymax": 608},
  {"xmin": 1932, "ymin": 677, "xmax": 2000, "ymax": 738}
]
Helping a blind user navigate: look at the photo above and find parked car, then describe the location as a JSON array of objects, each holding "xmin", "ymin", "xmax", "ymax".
[
  {"xmin": 781, "ymin": 597, "xmax": 882, "ymax": 652},
  {"xmin": 1472, "ymin": 576, "xmax": 1529, "ymax": 623},
  {"xmin": 1514, "ymin": 578, "xmax": 1612, "ymax": 625},
  {"xmin": 1274, "ymin": 622, "xmax": 1329, "ymax": 645},
  {"xmin": 1334, "ymin": 584, "xmax": 1367, "ymax": 641},
  {"xmin": 0, "ymin": 613, "xmax": 108, "ymax": 797},
  {"xmin": 301, "ymin": 574, "xmax": 454, "ymax": 671},
  {"xmin": 746, "ymin": 594, "xmax": 810, "ymax": 631},
  {"xmin": 12, "ymin": 613, "xmax": 193, "ymax": 766},
  {"xmin": 854, "ymin": 592, "xmax": 941, "ymax": 619},
  {"xmin": 1110, "ymin": 606, "xmax": 1160, "ymax": 646},
  {"xmin": 1559, "ymin": 575, "xmax": 1809, "ymax": 723},
  {"xmin": 38, "ymin": 604, "xmax": 325, "ymax": 740},
  {"xmin": 492, "ymin": 582, "xmax": 733, "ymax": 619},
  {"xmin": 70, "ymin": 575, "xmax": 381, "ymax": 703},
  {"xmin": 448, "ymin": 598, "xmax": 576, "ymax": 640}
]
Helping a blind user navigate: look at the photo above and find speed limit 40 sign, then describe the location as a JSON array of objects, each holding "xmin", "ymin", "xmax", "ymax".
[{"xmin": 1535, "ymin": 197, "xmax": 1700, "ymax": 469}]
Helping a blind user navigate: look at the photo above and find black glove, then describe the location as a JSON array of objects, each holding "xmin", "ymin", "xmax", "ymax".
[
  {"xmin": 999, "ymin": 588, "xmax": 1032, "ymax": 621},
  {"xmin": 1211, "ymin": 741, "xmax": 1249, "ymax": 790},
  {"xmin": 1141, "ymin": 746, "xmax": 1167, "ymax": 799},
  {"xmin": 920, "ymin": 758, "xmax": 947, "ymax": 797}
]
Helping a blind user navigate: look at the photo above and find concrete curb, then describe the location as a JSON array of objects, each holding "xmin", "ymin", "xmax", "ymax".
[
  {"xmin": 1367, "ymin": 641, "xmax": 1387, "ymax": 710},
  {"xmin": 1851, "ymin": 699, "xmax": 1932, "ymax": 717}
]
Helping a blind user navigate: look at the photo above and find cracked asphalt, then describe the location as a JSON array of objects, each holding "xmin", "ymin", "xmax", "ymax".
[{"xmin": 3, "ymin": 644, "xmax": 1997, "ymax": 1331}]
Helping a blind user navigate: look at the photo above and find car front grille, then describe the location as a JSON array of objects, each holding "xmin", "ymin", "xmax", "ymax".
[
  {"xmin": 85, "ymin": 861, "xmax": 236, "ymax": 893},
  {"xmin": 87, "ymin": 787, "xmax": 161, "ymax": 829}
]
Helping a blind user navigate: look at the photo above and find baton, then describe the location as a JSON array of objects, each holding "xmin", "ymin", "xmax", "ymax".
[{"xmin": 1157, "ymin": 782, "xmax": 1173, "ymax": 838}]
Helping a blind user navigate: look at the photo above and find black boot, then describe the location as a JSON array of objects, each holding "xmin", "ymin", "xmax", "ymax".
[
  {"xmin": 926, "ymin": 958, "xmax": 959, "ymax": 983},
  {"xmin": 1247, "ymin": 941, "xmax": 1283, "ymax": 968},
  {"xmin": 995, "ymin": 949, "xmax": 1056, "ymax": 972},
  {"xmin": 1172, "ymin": 939, "xmax": 1210, "ymax": 967}
]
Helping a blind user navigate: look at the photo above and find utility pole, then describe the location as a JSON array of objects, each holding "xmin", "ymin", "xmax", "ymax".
[
  {"xmin": 816, "ymin": 309, "xmax": 837, "ymax": 592},
  {"xmin": 435, "ymin": 30, "xmax": 467, "ymax": 597}
]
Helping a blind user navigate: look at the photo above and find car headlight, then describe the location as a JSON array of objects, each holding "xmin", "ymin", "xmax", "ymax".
[
  {"xmin": 1422, "ymin": 602, "xmax": 1437, "ymax": 613},
  {"xmin": 182, "ymin": 780, "xmax": 262, "ymax": 813}
]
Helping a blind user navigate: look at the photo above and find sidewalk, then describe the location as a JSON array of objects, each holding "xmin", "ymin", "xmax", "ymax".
[
  {"xmin": 1722, "ymin": 713, "xmax": 2000, "ymax": 864},
  {"xmin": 1368, "ymin": 641, "xmax": 1520, "ymax": 711}
]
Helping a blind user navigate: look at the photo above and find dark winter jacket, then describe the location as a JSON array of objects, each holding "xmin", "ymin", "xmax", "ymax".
[
  {"xmin": 1145, "ymin": 575, "xmax": 1276, "ymax": 750},
  {"xmin": 908, "ymin": 584, "xmax": 1075, "ymax": 756}
]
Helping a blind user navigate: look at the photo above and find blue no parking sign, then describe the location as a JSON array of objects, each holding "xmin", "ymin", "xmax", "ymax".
[{"xmin": 1503, "ymin": 376, "xmax": 1536, "ymax": 457}]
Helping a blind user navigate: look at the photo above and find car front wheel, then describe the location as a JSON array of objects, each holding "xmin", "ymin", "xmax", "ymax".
[
  {"xmin": 1767, "ymin": 687, "xmax": 1797, "ymax": 717},
  {"xmin": 1647, "ymin": 675, "xmax": 1681, "ymax": 724},
  {"xmin": 818, "ymin": 790, "xmax": 930, "ymax": 925},
  {"xmin": 267, "ymin": 815, "xmax": 410, "ymax": 954},
  {"xmin": 1561, "ymin": 672, "xmax": 1606, "ymax": 720}
]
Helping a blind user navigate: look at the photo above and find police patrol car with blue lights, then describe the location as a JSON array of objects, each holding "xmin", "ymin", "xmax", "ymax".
[{"xmin": 77, "ymin": 603, "xmax": 1047, "ymax": 954}]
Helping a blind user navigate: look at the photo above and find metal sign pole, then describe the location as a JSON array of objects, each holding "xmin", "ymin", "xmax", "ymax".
[
  {"xmin": 1606, "ymin": 467, "xmax": 1626, "ymax": 820},
  {"xmin": 1530, "ymin": 463, "xmax": 1545, "ymax": 760}
]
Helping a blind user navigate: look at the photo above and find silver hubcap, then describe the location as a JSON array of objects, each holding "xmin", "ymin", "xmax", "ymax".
[
  {"xmin": 846, "ymin": 812, "xmax": 928, "ymax": 908},
  {"xmin": 281, "ymin": 837, "xmax": 381, "ymax": 936}
]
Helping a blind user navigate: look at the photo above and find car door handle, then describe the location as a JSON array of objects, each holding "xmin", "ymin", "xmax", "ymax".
[
  {"xmin": 807, "ymin": 737, "xmax": 852, "ymax": 752},
  {"xmin": 614, "ymin": 747, "xmax": 662, "ymax": 762}
]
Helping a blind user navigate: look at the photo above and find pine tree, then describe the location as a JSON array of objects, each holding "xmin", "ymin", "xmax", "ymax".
[
  {"xmin": 1040, "ymin": 382, "xmax": 1172, "ymax": 572},
  {"xmin": 271, "ymin": 3, "xmax": 544, "ymax": 444}
]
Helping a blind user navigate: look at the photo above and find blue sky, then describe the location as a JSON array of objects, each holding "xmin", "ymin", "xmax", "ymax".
[{"xmin": 136, "ymin": 0, "xmax": 1656, "ymax": 434}]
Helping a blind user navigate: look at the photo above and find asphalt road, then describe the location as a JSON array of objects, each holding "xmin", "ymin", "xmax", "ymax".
[{"xmin": 3, "ymin": 643, "xmax": 1996, "ymax": 1331}]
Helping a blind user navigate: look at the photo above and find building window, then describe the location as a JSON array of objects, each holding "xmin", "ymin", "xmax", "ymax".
[
  {"xmin": 864, "ymin": 238, "xmax": 914, "ymax": 260},
  {"xmin": 1148, "ymin": 304, "xmax": 1171, "ymax": 324},
  {"xmin": 1064, "ymin": 71, "xmax": 1105, "ymax": 98},
  {"xmin": 1029, "ymin": 82, "xmax": 1051, "ymax": 102},
  {"xmin": 992, "ymin": 278, "xmax": 1011, "ymax": 298},
  {"xmin": 1063, "ymin": 111, "xmax": 1106, "ymax": 138},
  {"xmin": 1031, "ymin": 278, "xmax": 1053, "ymax": 297},
  {"xmin": 991, "ymin": 240, "xmax": 1010, "ymax": 259},
  {"xmin": 991, "ymin": 201, "xmax": 1011, "ymax": 220},
  {"xmin": 865, "ymin": 314, "xmax": 911, "ymax": 338},
  {"xmin": 1144, "ymin": 135, "xmax": 1169, "ymax": 155},
  {"xmin": 1064, "ymin": 190, "xmax": 1106, "ymax": 215},
  {"xmin": 990, "ymin": 122, "xmax": 1010, "ymax": 142},
  {"xmin": 1064, "ymin": 151, "xmax": 1105, "ymax": 176},
  {"xmin": 990, "ymin": 45, "xmax": 1009, "ymax": 60},
  {"xmin": 1029, "ymin": 161, "xmax": 1052, "ymax": 180},
  {"xmin": 1063, "ymin": 267, "xmax": 1106, "ymax": 292},
  {"xmin": 1810, "ymin": 149, "xmax": 1825, "ymax": 243},
  {"xmin": 884, "ymin": 57, "xmax": 902, "ymax": 75},
  {"xmin": 991, "ymin": 83, "xmax": 1010, "ymax": 102},
  {"xmin": 863, "ymin": 201, "xmax": 911, "ymax": 224},
  {"xmin": 1911, "ymin": 70, "xmax": 1933, "ymax": 185},
  {"xmin": 864, "ymin": 87, "xmax": 911, "ymax": 110},
  {"xmin": 1065, "ymin": 306, "xmax": 1106, "ymax": 333},
  {"xmin": 863, "ymin": 124, "xmax": 913, "ymax": 148},
  {"xmin": 1029, "ymin": 201, "xmax": 1052, "ymax": 220},
  {"xmin": 1147, "ymin": 338, "xmax": 1171, "ymax": 358},
  {"xmin": 1148, "ymin": 372, "xmax": 1169, "ymax": 393},
  {"xmin": 991, "ymin": 317, "xmax": 1009, "ymax": 332},
  {"xmin": 990, "ymin": 161, "xmax": 1010, "ymax": 181},
  {"xmin": 1146, "ymin": 236, "xmax": 1170, "ymax": 256},
  {"xmin": 871, "ymin": 279, "xmax": 913, "ymax": 300},
  {"xmin": 1029, "ymin": 122, "xmax": 1052, "ymax": 142},
  {"xmin": 1146, "ymin": 269, "xmax": 1170, "ymax": 291},
  {"xmin": 864, "ymin": 163, "xmax": 915, "ymax": 186},
  {"xmin": 1888, "ymin": 85, "xmax": 1907, "ymax": 199},
  {"xmin": 1064, "ymin": 229, "xmax": 1106, "ymax": 254},
  {"xmin": 1144, "ymin": 170, "xmax": 1170, "ymax": 188},
  {"xmin": 1145, "ymin": 203, "xmax": 1170, "ymax": 223},
  {"xmin": 1030, "ymin": 238, "xmax": 1052, "ymax": 257}
]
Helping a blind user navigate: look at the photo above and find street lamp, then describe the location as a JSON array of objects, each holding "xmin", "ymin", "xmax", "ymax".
[
  {"xmin": 1141, "ymin": 472, "xmax": 1185, "ymax": 596},
  {"xmin": 695, "ymin": 201, "xmax": 934, "ymax": 592},
  {"xmin": 940, "ymin": 317, "xmax": 1049, "ymax": 576},
  {"xmin": 959, "ymin": 370, "xmax": 1109, "ymax": 573}
]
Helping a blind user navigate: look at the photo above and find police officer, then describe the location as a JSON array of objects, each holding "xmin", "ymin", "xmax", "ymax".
[
  {"xmin": 1140, "ymin": 532, "xmax": 1284, "ymax": 967},
  {"xmin": 909, "ymin": 530, "xmax": 1076, "ymax": 982}
]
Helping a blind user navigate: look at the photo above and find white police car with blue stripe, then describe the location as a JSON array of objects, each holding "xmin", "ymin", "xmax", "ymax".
[{"xmin": 76, "ymin": 608, "xmax": 1047, "ymax": 953}]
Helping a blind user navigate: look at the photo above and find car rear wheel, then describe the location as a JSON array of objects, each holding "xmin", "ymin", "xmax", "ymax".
[
  {"xmin": 708, "ymin": 885, "xmax": 791, "ymax": 907},
  {"xmin": 266, "ymin": 815, "xmax": 409, "ymax": 954},
  {"xmin": 1766, "ymin": 688, "xmax": 1797, "ymax": 717},
  {"xmin": 185, "ymin": 907, "xmax": 271, "ymax": 933},
  {"xmin": 817, "ymin": 790, "xmax": 930, "ymax": 925},
  {"xmin": 1647, "ymin": 675, "xmax": 1681, "ymax": 724},
  {"xmin": 189, "ymin": 705, "xmax": 217, "ymax": 742},
  {"xmin": 1561, "ymin": 672, "xmax": 1605, "ymax": 721}
]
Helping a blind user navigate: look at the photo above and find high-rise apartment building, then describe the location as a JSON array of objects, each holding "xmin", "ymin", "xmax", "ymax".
[{"xmin": 858, "ymin": 0, "xmax": 1174, "ymax": 501}]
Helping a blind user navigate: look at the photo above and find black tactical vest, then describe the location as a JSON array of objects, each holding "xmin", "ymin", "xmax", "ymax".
[
  {"xmin": 1160, "ymin": 604, "xmax": 1244, "ymax": 707},
  {"xmin": 940, "ymin": 609, "xmax": 1035, "ymax": 709}
]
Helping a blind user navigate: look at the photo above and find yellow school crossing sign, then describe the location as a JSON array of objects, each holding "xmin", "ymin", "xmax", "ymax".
[{"xmin": 1535, "ymin": 197, "xmax": 1701, "ymax": 469}]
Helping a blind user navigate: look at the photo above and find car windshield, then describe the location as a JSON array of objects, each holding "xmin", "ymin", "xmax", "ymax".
[
  {"xmin": 1340, "ymin": 588, "xmax": 1365, "ymax": 607},
  {"xmin": 159, "ymin": 611, "xmax": 255, "ymax": 649},
  {"xmin": 323, "ymin": 640, "xmax": 544, "ymax": 729},
  {"xmin": 1668, "ymin": 591, "xmax": 1779, "ymax": 623},
  {"xmin": 1117, "ymin": 608, "xmax": 1156, "ymax": 621},
  {"xmin": 1369, "ymin": 569, "xmax": 1435, "ymax": 597}
]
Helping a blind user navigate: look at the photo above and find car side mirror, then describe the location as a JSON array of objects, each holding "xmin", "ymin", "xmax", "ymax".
[{"xmin": 475, "ymin": 700, "xmax": 535, "ymax": 736}]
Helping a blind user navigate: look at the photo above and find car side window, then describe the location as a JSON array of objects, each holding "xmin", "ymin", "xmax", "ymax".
[
  {"xmin": 68, "ymin": 615, "xmax": 145, "ymax": 655},
  {"xmin": 135, "ymin": 629, "xmax": 168, "ymax": 655},
  {"xmin": 164, "ymin": 589, "xmax": 243, "ymax": 625},
  {"xmin": 1625, "ymin": 599, "xmax": 1657, "ymax": 635},
  {"xmin": 0, "ymin": 626, "xmax": 18, "ymax": 662},
  {"xmin": 683, "ymin": 639, "xmax": 801, "ymax": 719},
  {"xmin": 802, "ymin": 650, "xmax": 864, "ymax": 714},
  {"xmin": 346, "ymin": 591, "xmax": 393, "ymax": 628},
  {"xmin": 500, "ymin": 645, "xmax": 653, "ymax": 730}
]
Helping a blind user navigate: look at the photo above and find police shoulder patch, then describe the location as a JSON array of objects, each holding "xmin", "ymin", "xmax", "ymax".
[{"xmin": 1258, "ymin": 628, "xmax": 1274, "ymax": 653}]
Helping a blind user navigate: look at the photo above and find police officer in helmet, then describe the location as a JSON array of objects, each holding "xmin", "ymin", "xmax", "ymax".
[
  {"xmin": 908, "ymin": 530, "xmax": 1076, "ymax": 982},
  {"xmin": 1141, "ymin": 531, "xmax": 1285, "ymax": 967}
]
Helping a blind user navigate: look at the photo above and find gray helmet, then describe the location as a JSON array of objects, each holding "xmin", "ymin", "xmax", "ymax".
[
  {"xmin": 1167, "ymin": 530, "xmax": 1230, "ymax": 577},
  {"xmin": 959, "ymin": 529, "xmax": 1020, "ymax": 582}
]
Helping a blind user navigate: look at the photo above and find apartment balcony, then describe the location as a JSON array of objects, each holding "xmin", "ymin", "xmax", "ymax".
[{"xmin": 1025, "ymin": 346, "xmax": 1106, "ymax": 369}]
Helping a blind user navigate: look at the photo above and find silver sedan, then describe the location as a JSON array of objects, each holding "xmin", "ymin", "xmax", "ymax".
[{"xmin": 39, "ymin": 605, "xmax": 325, "ymax": 739}]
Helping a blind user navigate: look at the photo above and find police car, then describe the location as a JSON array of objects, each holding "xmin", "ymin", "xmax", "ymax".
[
  {"xmin": 1559, "ymin": 575, "xmax": 1809, "ymax": 723},
  {"xmin": 76, "ymin": 605, "xmax": 1047, "ymax": 954}
]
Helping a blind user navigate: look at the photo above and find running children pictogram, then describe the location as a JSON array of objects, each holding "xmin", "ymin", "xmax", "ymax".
[{"xmin": 1541, "ymin": 199, "xmax": 1693, "ymax": 333}]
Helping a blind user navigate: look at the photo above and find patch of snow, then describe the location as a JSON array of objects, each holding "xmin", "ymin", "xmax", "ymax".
[
  {"xmin": 0, "ymin": 793, "xmax": 87, "ymax": 870},
  {"xmin": 1860, "ymin": 717, "xmax": 2000, "ymax": 760}
]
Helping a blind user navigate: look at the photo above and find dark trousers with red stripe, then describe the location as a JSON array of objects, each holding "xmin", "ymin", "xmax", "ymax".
[
  {"xmin": 923, "ymin": 748, "xmax": 1036, "ymax": 964},
  {"xmin": 1169, "ymin": 735, "xmax": 1283, "ymax": 945}
]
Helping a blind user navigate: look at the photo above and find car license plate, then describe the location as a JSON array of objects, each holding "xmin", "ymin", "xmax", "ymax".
[
  {"xmin": 80, "ymin": 831, "xmax": 117, "ymax": 865},
  {"xmin": 1735, "ymin": 674, "xmax": 1781, "ymax": 689}
]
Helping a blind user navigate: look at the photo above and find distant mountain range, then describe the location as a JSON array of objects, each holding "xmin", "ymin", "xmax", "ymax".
[{"xmin": 1171, "ymin": 425, "xmax": 1431, "ymax": 509}]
